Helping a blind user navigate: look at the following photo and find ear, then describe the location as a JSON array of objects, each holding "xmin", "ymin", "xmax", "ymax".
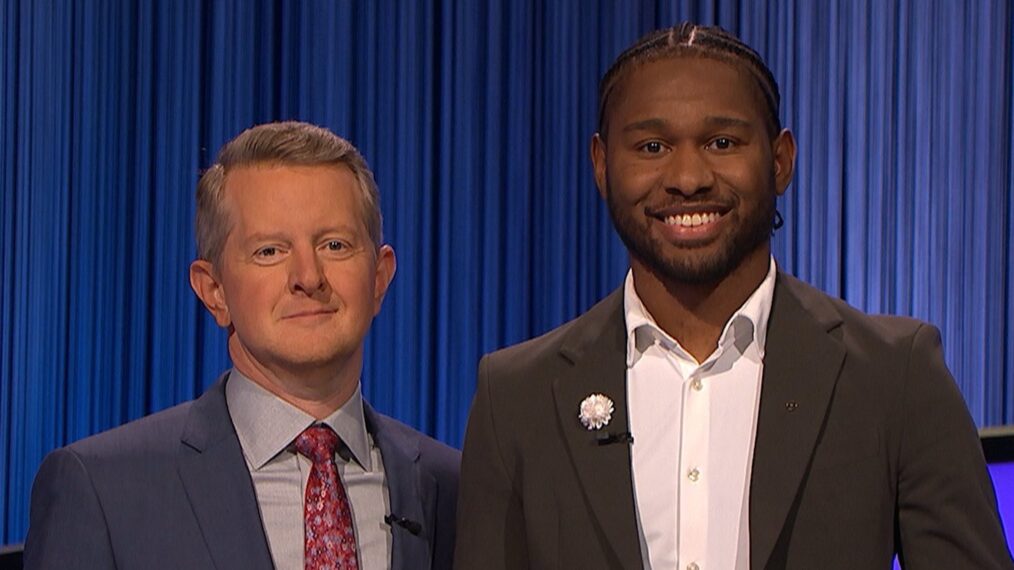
[
  {"xmin": 772, "ymin": 128, "xmax": 797, "ymax": 197},
  {"xmin": 590, "ymin": 133, "xmax": 608, "ymax": 200},
  {"xmin": 189, "ymin": 259, "xmax": 232, "ymax": 327},
  {"xmin": 372, "ymin": 244, "xmax": 397, "ymax": 315}
]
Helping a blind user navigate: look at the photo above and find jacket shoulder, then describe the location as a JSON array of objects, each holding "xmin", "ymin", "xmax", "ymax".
[
  {"xmin": 778, "ymin": 273, "xmax": 931, "ymax": 349},
  {"xmin": 369, "ymin": 410, "xmax": 461, "ymax": 476},
  {"xmin": 483, "ymin": 289, "xmax": 624, "ymax": 377},
  {"xmin": 62, "ymin": 400, "xmax": 194, "ymax": 464}
]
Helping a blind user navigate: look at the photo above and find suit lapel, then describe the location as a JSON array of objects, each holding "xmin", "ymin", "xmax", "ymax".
[
  {"xmin": 366, "ymin": 405, "xmax": 433, "ymax": 570},
  {"xmin": 750, "ymin": 274, "xmax": 846, "ymax": 569},
  {"xmin": 551, "ymin": 291, "xmax": 643, "ymax": 568},
  {"xmin": 177, "ymin": 376, "xmax": 274, "ymax": 570}
]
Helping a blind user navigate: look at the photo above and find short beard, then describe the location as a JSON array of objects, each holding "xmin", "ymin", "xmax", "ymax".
[{"xmin": 605, "ymin": 183, "xmax": 776, "ymax": 286}]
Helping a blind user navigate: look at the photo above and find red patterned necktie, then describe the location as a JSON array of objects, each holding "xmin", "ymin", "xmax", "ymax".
[{"xmin": 294, "ymin": 425, "xmax": 360, "ymax": 570}]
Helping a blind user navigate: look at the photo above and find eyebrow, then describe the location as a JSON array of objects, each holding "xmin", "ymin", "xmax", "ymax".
[
  {"xmin": 622, "ymin": 118, "xmax": 668, "ymax": 133},
  {"xmin": 242, "ymin": 232, "xmax": 289, "ymax": 244},
  {"xmin": 243, "ymin": 226, "xmax": 360, "ymax": 243},
  {"xmin": 703, "ymin": 115, "xmax": 753, "ymax": 129},
  {"xmin": 621, "ymin": 115, "xmax": 755, "ymax": 133}
]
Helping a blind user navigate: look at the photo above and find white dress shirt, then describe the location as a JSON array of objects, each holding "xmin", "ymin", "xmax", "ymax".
[{"xmin": 625, "ymin": 258, "xmax": 777, "ymax": 570}]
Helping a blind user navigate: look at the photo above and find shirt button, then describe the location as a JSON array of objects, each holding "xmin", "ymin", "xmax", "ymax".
[
  {"xmin": 687, "ymin": 563, "xmax": 700, "ymax": 570},
  {"xmin": 688, "ymin": 467, "xmax": 700, "ymax": 482},
  {"xmin": 690, "ymin": 378, "xmax": 703, "ymax": 391}
]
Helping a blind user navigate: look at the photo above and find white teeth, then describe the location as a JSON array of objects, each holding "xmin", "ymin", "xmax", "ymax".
[{"xmin": 664, "ymin": 212, "xmax": 720, "ymax": 227}]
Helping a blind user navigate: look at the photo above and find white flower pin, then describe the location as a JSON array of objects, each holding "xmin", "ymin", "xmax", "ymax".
[{"xmin": 578, "ymin": 393, "xmax": 614, "ymax": 430}]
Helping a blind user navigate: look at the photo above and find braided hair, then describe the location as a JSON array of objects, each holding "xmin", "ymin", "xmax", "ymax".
[{"xmin": 598, "ymin": 22, "xmax": 782, "ymax": 137}]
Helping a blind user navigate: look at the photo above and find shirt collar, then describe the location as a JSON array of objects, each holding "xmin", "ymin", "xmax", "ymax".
[
  {"xmin": 623, "ymin": 256, "xmax": 778, "ymax": 367},
  {"xmin": 225, "ymin": 369, "xmax": 373, "ymax": 471}
]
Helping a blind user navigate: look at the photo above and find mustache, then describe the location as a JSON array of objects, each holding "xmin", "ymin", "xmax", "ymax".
[{"xmin": 643, "ymin": 198, "xmax": 737, "ymax": 218}]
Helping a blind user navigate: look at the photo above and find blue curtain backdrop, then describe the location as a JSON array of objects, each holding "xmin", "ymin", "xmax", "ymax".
[{"xmin": 1, "ymin": 0, "xmax": 1012, "ymax": 542}]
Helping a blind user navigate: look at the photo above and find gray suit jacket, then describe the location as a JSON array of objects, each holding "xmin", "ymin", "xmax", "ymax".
[
  {"xmin": 25, "ymin": 375, "xmax": 459, "ymax": 569},
  {"xmin": 456, "ymin": 273, "xmax": 1011, "ymax": 569}
]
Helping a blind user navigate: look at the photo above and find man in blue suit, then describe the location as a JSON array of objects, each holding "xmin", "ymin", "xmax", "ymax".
[{"xmin": 25, "ymin": 121, "xmax": 459, "ymax": 569}]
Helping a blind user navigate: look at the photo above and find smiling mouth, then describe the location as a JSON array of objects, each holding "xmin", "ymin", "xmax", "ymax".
[
  {"xmin": 646, "ymin": 205, "xmax": 733, "ymax": 244},
  {"xmin": 662, "ymin": 211, "xmax": 723, "ymax": 228},
  {"xmin": 283, "ymin": 308, "xmax": 336, "ymax": 319}
]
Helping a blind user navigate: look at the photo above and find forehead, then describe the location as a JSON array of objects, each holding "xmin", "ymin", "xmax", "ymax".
[
  {"xmin": 220, "ymin": 163, "xmax": 363, "ymax": 230},
  {"xmin": 604, "ymin": 55, "xmax": 769, "ymax": 132}
]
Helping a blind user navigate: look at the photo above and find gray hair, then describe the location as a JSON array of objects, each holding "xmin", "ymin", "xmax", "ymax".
[{"xmin": 195, "ymin": 121, "xmax": 382, "ymax": 263}]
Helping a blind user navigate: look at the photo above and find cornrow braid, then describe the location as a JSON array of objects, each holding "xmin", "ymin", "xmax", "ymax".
[{"xmin": 598, "ymin": 22, "xmax": 782, "ymax": 137}]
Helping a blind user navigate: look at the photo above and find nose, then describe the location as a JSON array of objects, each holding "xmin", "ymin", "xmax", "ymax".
[
  {"xmin": 662, "ymin": 145, "xmax": 715, "ymax": 196},
  {"xmin": 287, "ymin": 246, "xmax": 326, "ymax": 295}
]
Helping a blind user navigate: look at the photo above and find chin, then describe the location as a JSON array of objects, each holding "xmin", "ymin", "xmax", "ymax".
[
  {"xmin": 293, "ymin": 342, "xmax": 353, "ymax": 361},
  {"xmin": 655, "ymin": 260, "xmax": 735, "ymax": 285},
  {"xmin": 266, "ymin": 355, "xmax": 346, "ymax": 378},
  {"xmin": 658, "ymin": 240, "xmax": 771, "ymax": 285}
]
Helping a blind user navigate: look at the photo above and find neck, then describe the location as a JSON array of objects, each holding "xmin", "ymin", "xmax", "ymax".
[
  {"xmin": 227, "ymin": 336, "xmax": 360, "ymax": 420},
  {"xmin": 631, "ymin": 246, "xmax": 771, "ymax": 362}
]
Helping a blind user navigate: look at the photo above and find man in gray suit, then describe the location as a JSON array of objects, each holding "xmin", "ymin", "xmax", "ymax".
[
  {"xmin": 27, "ymin": 122, "xmax": 459, "ymax": 569},
  {"xmin": 456, "ymin": 23, "xmax": 1011, "ymax": 569}
]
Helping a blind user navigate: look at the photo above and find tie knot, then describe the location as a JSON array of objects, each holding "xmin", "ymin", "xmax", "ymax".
[{"xmin": 294, "ymin": 425, "xmax": 339, "ymax": 465}]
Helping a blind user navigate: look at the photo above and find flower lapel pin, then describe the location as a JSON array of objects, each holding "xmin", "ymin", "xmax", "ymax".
[{"xmin": 578, "ymin": 393, "xmax": 614, "ymax": 430}]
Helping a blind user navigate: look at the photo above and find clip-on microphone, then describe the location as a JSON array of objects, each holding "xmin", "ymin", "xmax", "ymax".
[
  {"xmin": 596, "ymin": 432, "xmax": 634, "ymax": 446},
  {"xmin": 384, "ymin": 514, "xmax": 423, "ymax": 535}
]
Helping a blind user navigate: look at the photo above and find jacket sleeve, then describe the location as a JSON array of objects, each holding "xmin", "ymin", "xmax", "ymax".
[
  {"xmin": 25, "ymin": 447, "xmax": 117, "ymax": 569},
  {"xmin": 454, "ymin": 355, "xmax": 529, "ymax": 570},
  {"xmin": 895, "ymin": 324, "xmax": 1013, "ymax": 568}
]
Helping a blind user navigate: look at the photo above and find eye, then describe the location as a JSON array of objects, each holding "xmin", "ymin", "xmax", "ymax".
[
  {"xmin": 707, "ymin": 137, "xmax": 736, "ymax": 151},
  {"xmin": 639, "ymin": 141, "xmax": 667, "ymax": 154},
  {"xmin": 322, "ymin": 239, "xmax": 355, "ymax": 257},
  {"xmin": 254, "ymin": 246, "xmax": 278, "ymax": 258}
]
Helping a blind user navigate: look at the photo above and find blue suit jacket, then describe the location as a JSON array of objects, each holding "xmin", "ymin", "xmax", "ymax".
[{"xmin": 25, "ymin": 376, "xmax": 460, "ymax": 570}]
